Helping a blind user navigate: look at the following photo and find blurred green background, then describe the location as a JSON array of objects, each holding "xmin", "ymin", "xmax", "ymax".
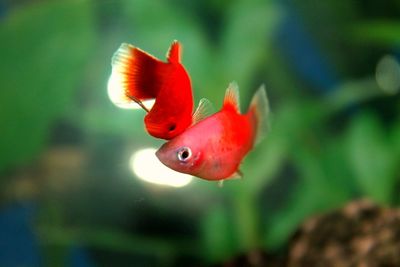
[{"xmin": 1, "ymin": 0, "xmax": 400, "ymax": 266}]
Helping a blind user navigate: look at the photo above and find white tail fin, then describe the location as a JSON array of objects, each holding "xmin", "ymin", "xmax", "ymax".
[{"xmin": 110, "ymin": 43, "xmax": 165, "ymax": 103}]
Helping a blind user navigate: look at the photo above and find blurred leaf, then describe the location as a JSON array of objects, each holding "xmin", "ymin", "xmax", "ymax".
[
  {"xmin": 260, "ymin": 96, "xmax": 359, "ymax": 249},
  {"xmin": 320, "ymin": 137, "xmax": 357, "ymax": 198},
  {"xmin": 391, "ymin": 115, "xmax": 400, "ymax": 156},
  {"xmin": 292, "ymin": 148, "xmax": 347, "ymax": 207},
  {"xmin": 240, "ymin": 122, "xmax": 288, "ymax": 196},
  {"xmin": 81, "ymin": 104, "xmax": 149, "ymax": 139},
  {"xmin": 327, "ymin": 78, "xmax": 384, "ymax": 113},
  {"xmin": 235, "ymin": 101, "xmax": 312, "ymax": 196},
  {"xmin": 200, "ymin": 204, "xmax": 235, "ymax": 262},
  {"xmin": 391, "ymin": 117, "xmax": 400, "ymax": 204},
  {"xmin": 38, "ymin": 225, "xmax": 199, "ymax": 260},
  {"xmin": 265, "ymin": 139, "xmax": 353, "ymax": 249},
  {"xmin": 0, "ymin": 0, "xmax": 96, "ymax": 173},
  {"xmin": 347, "ymin": 112, "xmax": 397, "ymax": 203},
  {"xmin": 264, "ymin": 173, "xmax": 337, "ymax": 249},
  {"xmin": 352, "ymin": 21, "xmax": 400, "ymax": 46},
  {"xmin": 220, "ymin": 0, "xmax": 283, "ymax": 98}
]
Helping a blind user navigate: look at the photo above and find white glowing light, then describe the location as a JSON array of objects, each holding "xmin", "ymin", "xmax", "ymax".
[
  {"xmin": 107, "ymin": 71, "xmax": 155, "ymax": 110},
  {"xmin": 130, "ymin": 148, "xmax": 193, "ymax": 187},
  {"xmin": 375, "ymin": 54, "xmax": 400, "ymax": 95}
]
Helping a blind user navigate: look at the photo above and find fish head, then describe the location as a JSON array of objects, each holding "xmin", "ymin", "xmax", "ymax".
[
  {"xmin": 145, "ymin": 112, "xmax": 192, "ymax": 140},
  {"xmin": 155, "ymin": 136, "xmax": 202, "ymax": 175}
]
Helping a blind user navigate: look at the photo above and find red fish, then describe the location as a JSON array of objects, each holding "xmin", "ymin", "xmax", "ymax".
[
  {"xmin": 156, "ymin": 82, "xmax": 270, "ymax": 182},
  {"xmin": 110, "ymin": 41, "xmax": 194, "ymax": 139}
]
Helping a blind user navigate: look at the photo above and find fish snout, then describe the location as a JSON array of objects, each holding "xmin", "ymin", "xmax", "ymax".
[
  {"xmin": 155, "ymin": 147, "xmax": 164, "ymax": 162},
  {"xmin": 145, "ymin": 124, "xmax": 165, "ymax": 139},
  {"xmin": 155, "ymin": 144, "xmax": 171, "ymax": 167}
]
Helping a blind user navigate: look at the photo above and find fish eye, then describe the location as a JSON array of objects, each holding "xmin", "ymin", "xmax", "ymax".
[{"xmin": 177, "ymin": 147, "xmax": 191, "ymax": 162}]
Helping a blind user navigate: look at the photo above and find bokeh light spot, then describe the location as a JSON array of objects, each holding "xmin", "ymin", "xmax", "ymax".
[
  {"xmin": 375, "ymin": 55, "xmax": 400, "ymax": 95},
  {"xmin": 130, "ymin": 148, "xmax": 192, "ymax": 188}
]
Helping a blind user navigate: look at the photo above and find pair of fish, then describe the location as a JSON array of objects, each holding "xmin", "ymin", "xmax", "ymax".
[{"xmin": 109, "ymin": 41, "xmax": 270, "ymax": 182}]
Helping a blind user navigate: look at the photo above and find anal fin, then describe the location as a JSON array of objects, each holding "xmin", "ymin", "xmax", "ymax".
[
  {"xmin": 228, "ymin": 170, "xmax": 243, "ymax": 180},
  {"xmin": 216, "ymin": 170, "xmax": 243, "ymax": 188}
]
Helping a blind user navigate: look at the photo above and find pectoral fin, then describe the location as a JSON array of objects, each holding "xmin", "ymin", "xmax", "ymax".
[{"xmin": 192, "ymin": 98, "xmax": 214, "ymax": 125}]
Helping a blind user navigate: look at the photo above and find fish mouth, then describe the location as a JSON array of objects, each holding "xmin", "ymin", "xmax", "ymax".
[
  {"xmin": 145, "ymin": 123, "xmax": 179, "ymax": 140},
  {"xmin": 155, "ymin": 144, "xmax": 170, "ymax": 167},
  {"xmin": 145, "ymin": 124, "xmax": 166, "ymax": 139},
  {"xmin": 144, "ymin": 115, "xmax": 167, "ymax": 138},
  {"xmin": 155, "ymin": 148, "xmax": 162, "ymax": 161}
]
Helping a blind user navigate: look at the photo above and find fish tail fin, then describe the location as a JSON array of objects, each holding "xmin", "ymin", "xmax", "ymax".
[
  {"xmin": 110, "ymin": 43, "xmax": 165, "ymax": 107},
  {"xmin": 247, "ymin": 84, "xmax": 270, "ymax": 145}
]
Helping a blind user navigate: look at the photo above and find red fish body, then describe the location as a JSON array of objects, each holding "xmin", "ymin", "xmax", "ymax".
[
  {"xmin": 110, "ymin": 41, "xmax": 194, "ymax": 139},
  {"xmin": 156, "ymin": 83, "xmax": 269, "ymax": 181}
]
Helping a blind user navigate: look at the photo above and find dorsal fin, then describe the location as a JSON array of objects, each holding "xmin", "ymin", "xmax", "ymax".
[
  {"xmin": 192, "ymin": 98, "xmax": 215, "ymax": 124},
  {"xmin": 167, "ymin": 40, "xmax": 181, "ymax": 63},
  {"xmin": 223, "ymin": 81, "xmax": 240, "ymax": 113}
]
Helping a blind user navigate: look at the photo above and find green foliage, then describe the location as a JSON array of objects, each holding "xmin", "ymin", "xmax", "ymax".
[
  {"xmin": 353, "ymin": 21, "xmax": 400, "ymax": 46},
  {"xmin": 347, "ymin": 112, "xmax": 398, "ymax": 203},
  {"xmin": 200, "ymin": 204, "xmax": 235, "ymax": 262},
  {"xmin": 218, "ymin": 0, "xmax": 282, "ymax": 96},
  {"xmin": 0, "ymin": 0, "xmax": 96, "ymax": 172}
]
